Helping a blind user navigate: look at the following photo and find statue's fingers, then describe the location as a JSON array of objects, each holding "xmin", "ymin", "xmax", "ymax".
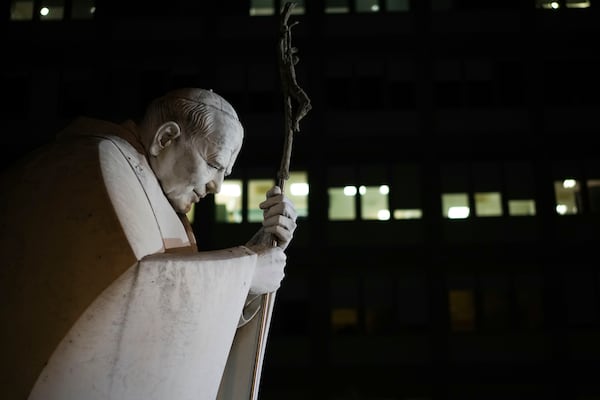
[
  {"xmin": 263, "ymin": 215, "xmax": 296, "ymax": 239},
  {"xmin": 263, "ymin": 201, "xmax": 297, "ymax": 221}
]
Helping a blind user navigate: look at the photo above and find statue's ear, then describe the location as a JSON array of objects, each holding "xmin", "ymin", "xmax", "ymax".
[{"xmin": 149, "ymin": 121, "xmax": 181, "ymax": 156}]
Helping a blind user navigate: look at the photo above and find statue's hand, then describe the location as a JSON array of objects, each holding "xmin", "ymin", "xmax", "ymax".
[
  {"xmin": 246, "ymin": 185, "xmax": 297, "ymax": 250},
  {"xmin": 248, "ymin": 246, "xmax": 287, "ymax": 295}
]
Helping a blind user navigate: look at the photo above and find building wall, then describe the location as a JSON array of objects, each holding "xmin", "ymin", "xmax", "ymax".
[{"xmin": 3, "ymin": 1, "xmax": 600, "ymax": 399}]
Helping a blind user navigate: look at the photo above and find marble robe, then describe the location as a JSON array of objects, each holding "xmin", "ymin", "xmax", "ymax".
[{"xmin": 0, "ymin": 118, "xmax": 265, "ymax": 400}]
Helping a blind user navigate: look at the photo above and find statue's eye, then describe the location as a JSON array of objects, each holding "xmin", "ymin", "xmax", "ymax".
[
  {"xmin": 200, "ymin": 152, "xmax": 225, "ymax": 171},
  {"xmin": 207, "ymin": 161, "xmax": 225, "ymax": 172}
]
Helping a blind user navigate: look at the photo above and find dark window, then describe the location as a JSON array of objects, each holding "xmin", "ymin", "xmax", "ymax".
[
  {"xmin": 1, "ymin": 74, "xmax": 30, "ymax": 120},
  {"xmin": 357, "ymin": 76, "xmax": 383, "ymax": 110},
  {"xmin": 388, "ymin": 81, "xmax": 416, "ymax": 109},
  {"xmin": 498, "ymin": 61, "xmax": 525, "ymax": 106},
  {"xmin": 435, "ymin": 81, "xmax": 462, "ymax": 107},
  {"xmin": 465, "ymin": 80, "xmax": 493, "ymax": 107},
  {"xmin": 326, "ymin": 77, "xmax": 353, "ymax": 110}
]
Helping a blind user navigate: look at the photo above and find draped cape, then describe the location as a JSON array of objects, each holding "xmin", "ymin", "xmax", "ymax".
[{"xmin": 0, "ymin": 118, "xmax": 264, "ymax": 400}]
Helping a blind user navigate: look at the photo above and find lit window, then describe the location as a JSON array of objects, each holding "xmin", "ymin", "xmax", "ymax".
[
  {"xmin": 391, "ymin": 164, "xmax": 422, "ymax": 219},
  {"xmin": 248, "ymin": 179, "xmax": 275, "ymax": 222},
  {"xmin": 536, "ymin": 0, "xmax": 561, "ymax": 9},
  {"xmin": 554, "ymin": 178, "xmax": 581, "ymax": 215},
  {"xmin": 250, "ymin": 0, "xmax": 275, "ymax": 16},
  {"xmin": 504, "ymin": 161, "xmax": 536, "ymax": 216},
  {"xmin": 215, "ymin": 179, "xmax": 243, "ymax": 223},
  {"xmin": 448, "ymin": 289, "xmax": 476, "ymax": 332},
  {"xmin": 360, "ymin": 185, "xmax": 390, "ymax": 220},
  {"xmin": 356, "ymin": 0, "xmax": 380, "ymax": 13},
  {"xmin": 508, "ymin": 199, "xmax": 536, "ymax": 216},
  {"xmin": 328, "ymin": 186, "xmax": 356, "ymax": 220},
  {"xmin": 442, "ymin": 193, "xmax": 470, "ymax": 219},
  {"xmin": 566, "ymin": 0, "xmax": 591, "ymax": 8},
  {"xmin": 393, "ymin": 209, "xmax": 423, "ymax": 219},
  {"xmin": 325, "ymin": 0, "xmax": 350, "ymax": 13},
  {"xmin": 287, "ymin": 171, "xmax": 309, "ymax": 218},
  {"xmin": 537, "ymin": 0, "xmax": 592, "ymax": 9},
  {"xmin": 10, "ymin": 0, "xmax": 33, "ymax": 20},
  {"xmin": 40, "ymin": 0, "xmax": 64, "ymax": 20},
  {"xmin": 474, "ymin": 192, "xmax": 503, "ymax": 217},
  {"xmin": 186, "ymin": 204, "xmax": 195, "ymax": 224}
]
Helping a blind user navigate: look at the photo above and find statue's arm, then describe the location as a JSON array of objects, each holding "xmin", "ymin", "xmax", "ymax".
[{"xmin": 141, "ymin": 246, "xmax": 264, "ymax": 327}]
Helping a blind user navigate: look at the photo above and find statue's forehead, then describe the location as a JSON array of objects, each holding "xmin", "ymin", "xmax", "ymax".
[
  {"xmin": 206, "ymin": 111, "xmax": 244, "ymax": 148},
  {"xmin": 191, "ymin": 123, "xmax": 241, "ymax": 164}
]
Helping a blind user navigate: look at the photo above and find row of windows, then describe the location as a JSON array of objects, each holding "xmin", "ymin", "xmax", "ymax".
[
  {"xmin": 252, "ymin": 0, "xmax": 593, "ymax": 14},
  {"xmin": 276, "ymin": 0, "xmax": 595, "ymax": 14},
  {"xmin": 8, "ymin": 0, "xmax": 593, "ymax": 21},
  {"xmin": 5, "ymin": 56, "xmax": 599, "ymax": 123},
  {"xmin": 188, "ymin": 161, "xmax": 600, "ymax": 224},
  {"xmin": 273, "ymin": 268, "xmax": 600, "ymax": 336},
  {"xmin": 324, "ymin": 58, "xmax": 600, "ymax": 110},
  {"xmin": 326, "ymin": 62, "xmax": 597, "ymax": 111},
  {"xmin": 10, "ymin": 0, "xmax": 95, "ymax": 20}
]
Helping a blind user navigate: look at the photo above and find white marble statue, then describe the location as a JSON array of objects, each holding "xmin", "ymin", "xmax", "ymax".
[{"xmin": 0, "ymin": 88, "xmax": 297, "ymax": 400}]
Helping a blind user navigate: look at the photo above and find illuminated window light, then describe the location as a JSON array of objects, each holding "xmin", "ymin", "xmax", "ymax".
[
  {"xmin": 448, "ymin": 206, "xmax": 470, "ymax": 219},
  {"xmin": 508, "ymin": 200, "xmax": 536, "ymax": 216},
  {"xmin": 540, "ymin": 1, "xmax": 560, "ymax": 8},
  {"xmin": 344, "ymin": 186, "xmax": 357, "ymax": 196},
  {"xmin": 290, "ymin": 182, "xmax": 309, "ymax": 196},
  {"xmin": 186, "ymin": 203, "xmax": 195, "ymax": 223},
  {"xmin": 567, "ymin": 1, "xmax": 591, "ymax": 8},
  {"xmin": 371, "ymin": 4, "xmax": 379, "ymax": 11},
  {"xmin": 474, "ymin": 192, "xmax": 503, "ymax": 217},
  {"xmin": 215, "ymin": 180, "xmax": 243, "ymax": 223},
  {"xmin": 359, "ymin": 185, "xmax": 366, "ymax": 195},
  {"xmin": 393, "ymin": 209, "xmax": 423, "ymax": 219},
  {"xmin": 442, "ymin": 193, "xmax": 469, "ymax": 218},
  {"xmin": 325, "ymin": 6, "xmax": 350, "ymax": 13},
  {"xmin": 563, "ymin": 179, "xmax": 577, "ymax": 189},
  {"xmin": 377, "ymin": 209, "xmax": 391, "ymax": 220},
  {"xmin": 329, "ymin": 187, "xmax": 356, "ymax": 220},
  {"xmin": 220, "ymin": 183, "xmax": 241, "ymax": 197},
  {"xmin": 248, "ymin": 179, "xmax": 274, "ymax": 222}
]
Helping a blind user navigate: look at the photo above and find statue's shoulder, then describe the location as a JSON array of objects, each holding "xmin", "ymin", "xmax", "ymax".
[
  {"xmin": 58, "ymin": 117, "xmax": 123, "ymax": 139},
  {"xmin": 57, "ymin": 117, "xmax": 146, "ymax": 161}
]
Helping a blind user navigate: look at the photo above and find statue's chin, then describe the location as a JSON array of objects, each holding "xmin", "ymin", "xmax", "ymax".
[{"xmin": 169, "ymin": 196, "xmax": 192, "ymax": 214}]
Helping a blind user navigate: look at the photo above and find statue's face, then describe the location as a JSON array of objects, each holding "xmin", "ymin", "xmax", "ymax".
[{"xmin": 151, "ymin": 117, "xmax": 243, "ymax": 214}]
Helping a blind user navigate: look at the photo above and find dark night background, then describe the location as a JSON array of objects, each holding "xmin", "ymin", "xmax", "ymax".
[{"xmin": 2, "ymin": 1, "xmax": 600, "ymax": 399}]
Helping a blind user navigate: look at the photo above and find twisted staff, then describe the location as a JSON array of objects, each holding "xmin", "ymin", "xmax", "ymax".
[
  {"xmin": 250, "ymin": 2, "xmax": 311, "ymax": 399},
  {"xmin": 276, "ymin": 1, "xmax": 312, "ymax": 188}
]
